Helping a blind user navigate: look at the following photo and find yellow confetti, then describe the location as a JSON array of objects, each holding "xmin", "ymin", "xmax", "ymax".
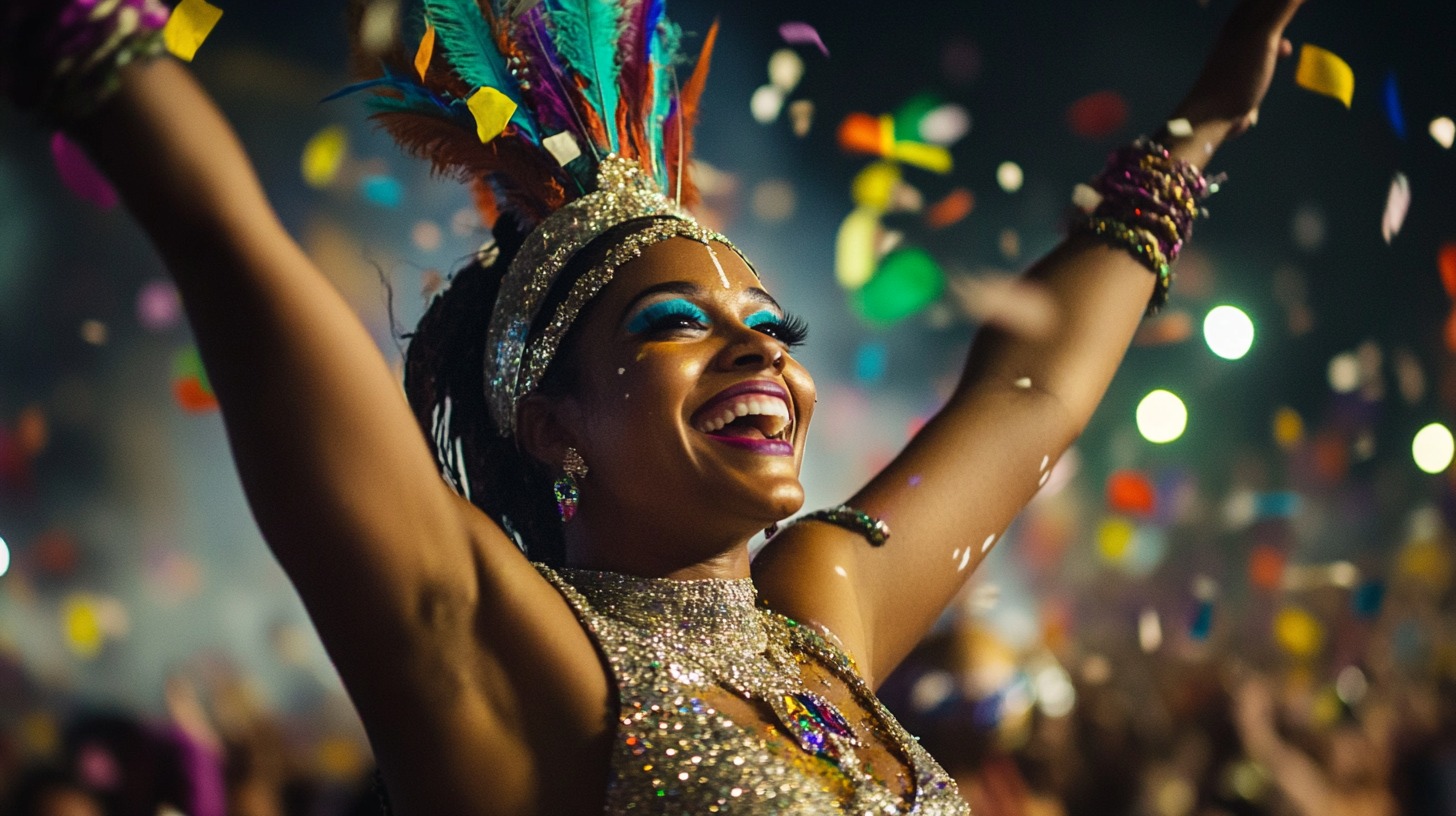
[
  {"xmin": 467, "ymin": 87, "xmax": 517, "ymax": 143},
  {"xmin": 414, "ymin": 23, "xmax": 436, "ymax": 81},
  {"xmin": 851, "ymin": 161, "xmax": 901, "ymax": 211},
  {"xmin": 301, "ymin": 125, "xmax": 348, "ymax": 189},
  {"xmin": 889, "ymin": 141, "xmax": 953, "ymax": 174},
  {"xmin": 1096, "ymin": 517, "xmax": 1135, "ymax": 563},
  {"xmin": 63, "ymin": 595, "xmax": 103, "ymax": 659},
  {"xmin": 834, "ymin": 207, "xmax": 880, "ymax": 290},
  {"xmin": 1294, "ymin": 44, "xmax": 1354, "ymax": 109},
  {"xmin": 1273, "ymin": 606, "xmax": 1323, "ymax": 658},
  {"xmin": 1272, "ymin": 406, "xmax": 1304, "ymax": 449},
  {"xmin": 162, "ymin": 0, "xmax": 224, "ymax": 62}
]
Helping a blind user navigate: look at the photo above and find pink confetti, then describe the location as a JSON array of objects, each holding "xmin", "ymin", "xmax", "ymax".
[
  {"xmin": 1381, "ymin": 172, "xmax": 1410, "ymax": 245},
  {"xmin": 50, "ymin": 132, "xmax": 117, "ymax": 210},
  {"xmin": 136, "ymin": 279, "xmax": 183, "ymax": 331},
  {"xmin": 778, "ymin": 22, "xmax": 828, "ymax": 57}
]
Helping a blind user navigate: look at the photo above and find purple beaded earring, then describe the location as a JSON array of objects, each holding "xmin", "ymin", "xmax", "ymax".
[{"xmin": 554, "ymin": 447, "xmax": 588, "ymax": 523}]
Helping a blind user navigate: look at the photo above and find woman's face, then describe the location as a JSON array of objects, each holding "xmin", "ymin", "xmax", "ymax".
[{"xmin": 541, "ymin": 234, "xmax": 816, "ymax": 555}]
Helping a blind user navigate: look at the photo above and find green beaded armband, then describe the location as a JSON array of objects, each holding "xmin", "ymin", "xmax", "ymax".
[{"xmin": 786, "ymin": 504, "xmax": 891, "ymax": 547}]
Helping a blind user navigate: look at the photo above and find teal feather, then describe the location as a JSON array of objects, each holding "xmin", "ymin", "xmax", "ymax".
[
  {"xmin": 647, "ymin": 17, "xmax": 680, "ymax": 185},
  {"xmin": 543, "ymin": 0, "xmax": 623, "ymax": 152},
  {"xmin": 422, "ymin": 0, "xmax": 540, "ymax": 141}
]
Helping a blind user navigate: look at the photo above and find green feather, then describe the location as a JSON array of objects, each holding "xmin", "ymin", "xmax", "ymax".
[
  {"xmin": 544, "ymin": 0, "xmax": 623, "ymax": 152},
  {"xmin": 648, "ymin": 18, "xmax": 680, "ymax": 185},
  {"xmin": 422, "ymin": 0, "xmax": 539, "ymax": 140}
]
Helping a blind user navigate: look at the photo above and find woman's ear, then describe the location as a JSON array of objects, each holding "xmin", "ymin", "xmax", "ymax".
[{"xmin": 516, "ymin": 393, "xmax": 581, "ymax": 468}]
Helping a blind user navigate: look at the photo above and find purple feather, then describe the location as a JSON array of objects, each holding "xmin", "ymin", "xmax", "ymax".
[{"xmin": 514, "ymin": 6, "xmax": 582, "ymax": 136}]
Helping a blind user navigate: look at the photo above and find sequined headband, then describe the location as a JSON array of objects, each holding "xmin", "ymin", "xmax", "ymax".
[{"xmin": 484, "ymin": 156, "xmax": 754, "ymax": 438}]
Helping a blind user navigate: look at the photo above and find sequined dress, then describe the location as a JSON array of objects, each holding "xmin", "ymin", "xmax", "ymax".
[{"xmin": 536, "ymin": 564, "xmax": 970, "ymax": 815}]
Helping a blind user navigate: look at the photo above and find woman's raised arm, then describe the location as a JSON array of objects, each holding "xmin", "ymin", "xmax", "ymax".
[
  {"xmin": 46, "ymin": 56, "xmax": 525, "ymax": 688},
  {"xmin": 755, "ymin": 0, "xmax": 1306, "ymax": 687}
]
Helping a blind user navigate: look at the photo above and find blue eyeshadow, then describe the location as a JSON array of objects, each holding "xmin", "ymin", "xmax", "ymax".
[{"xmin": 626, "ymin": 298, "xmax": 711, "ymax": 334}]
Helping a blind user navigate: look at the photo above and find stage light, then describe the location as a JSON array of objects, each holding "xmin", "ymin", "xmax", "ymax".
[
  {"xmin": 1203, "ymin": 305, "xmax": 1254, "ymax": 360},
  {"xmin": 1136, "ymin": 389, "xmax": 1187, "ymax": 444},
  {"xmin": 1412, "ymin": 422, "xmax": 1454, "ymax": 474}
]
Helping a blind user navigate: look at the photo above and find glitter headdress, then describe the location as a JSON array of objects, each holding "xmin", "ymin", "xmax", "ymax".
[{"xmin": 343, "ymin": 0, "xmax": 747, "ymax": 437}]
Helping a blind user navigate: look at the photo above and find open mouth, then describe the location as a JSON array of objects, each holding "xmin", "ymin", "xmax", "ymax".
[{"xmin": 691, "ymin": 382, "xmax": 795, "ymax": 451}]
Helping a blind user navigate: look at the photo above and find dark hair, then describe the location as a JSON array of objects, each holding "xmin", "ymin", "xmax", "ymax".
[{"xmin": 403, "ymin": 215, "xmax": 671, "ymax": 566}]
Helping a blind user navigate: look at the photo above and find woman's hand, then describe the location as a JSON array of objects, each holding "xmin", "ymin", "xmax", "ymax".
[{"xmin": 1173, "ymin": 0, "xmax": 1307, "ymax": 141}]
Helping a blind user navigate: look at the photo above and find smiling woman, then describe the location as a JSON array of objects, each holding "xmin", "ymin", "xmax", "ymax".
[{"xmin": 0, "ymin": 0, "xmax": 1307, "ymax": 812}]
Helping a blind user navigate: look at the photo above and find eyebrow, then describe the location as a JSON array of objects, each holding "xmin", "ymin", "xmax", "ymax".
[{"xmin": 619, "ymin": 281, "xmax": 782, "ymax": 323}]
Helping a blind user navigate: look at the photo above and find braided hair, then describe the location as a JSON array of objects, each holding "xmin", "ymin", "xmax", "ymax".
[{"xmin": 402, "ymin": 215, "xmax": 672, "ymax": 566}]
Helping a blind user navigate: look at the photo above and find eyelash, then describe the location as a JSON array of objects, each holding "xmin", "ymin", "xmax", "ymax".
[
  {"xmin": 749, "ymin": 311, "xmax": 810, "ymax": 348},
  {"xmin": 631, "ymin": 302, "xmax": 810, "ymax": 349}
]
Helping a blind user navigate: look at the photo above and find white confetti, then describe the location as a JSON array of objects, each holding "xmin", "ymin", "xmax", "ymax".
[{"xmin": 1381, "ymin": 172, "xmax": 1410, "ymax": 245}]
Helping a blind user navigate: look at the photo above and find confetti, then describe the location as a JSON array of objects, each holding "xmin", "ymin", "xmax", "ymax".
[
  {"xmin": 888, "ymin": 141, "xmax": 952, "ymax": 174},
  {"xmin": 918, "ymin": 104, "xmax": 971, "ymax": 146},
  {"xmin": 1383, "ymin": 71, "xmax": 1406, "ymax": 140},
  {"xmin": 1273, "ymin": 606, "xmax": 1323, "ymax": 658},
  {"xmin": 835, "ymin": 207, "xmax": 881, "ymax": 290},
  {"xmin": 925, "ymin": 188, "xmax": 974, "ymax": 229},
  {"xmin": 162, "ymin": 0, "xmax": 224, "ymax": 62},
  {"xmin": 50, "ymin": 133, "xmax": 117, "ymax": 210},
  {"xmin": 543, "ymin": 131, "xmax": 581, "ymax": 167},
  {"xmin": 778, "ymin": 21, "xmax": 829, "ymax": 57},
  {"xmin": 750, "ymin": 84, "xmax": 785, "ymax": 124},
  {"xmin": 359, "ymin": 175, "xmax": 403, "ymax": 208},
  {"xmin": 1097, "ymin": 517, "xmax": 1135, "ymax": 563},
  {"xmin": 995, "ymin": 161, "xmax": 1023, "ymax": 193},
  {"xmin": 136, "ymin": 280, "xmax": 182, "ymax": 331},
  {"xmin": 788, "ymin": 100, "xmax": 814, "ymax": 137},
  {"xmin": 414, "ymin": 22, "xmax": 436, "ymax": 80},
  {"xmin": 851, "ymin": 247, "xmax": 944, "ymax": 326},
  {"xmin": 1439, "ymin": 242, "xmax": 1456, "ymax": 299},
  {"xmin": 767, "ymin": 49, "xmax": 804, "ymax": 92},
  {"xmin": 1381, "ymin": 172, "xmax": 1410, "ymax": 244},
  {"xmin": 851, "ymin": 161, "xmax": 901, "ymax": 211},
  {"xmin": 854, "ymin": 342, "xmax": 888, "ymax": 385},
  {"xmin": 467, "ymin": 86, "xmax": 517, "ymax": 143},
  {"xmin": 1294, "ymin": 44, "xmax": 1354, "ymax": 109},
  {"xmin": 838, "ymin": 112, "xmax": 891, "ymax": 156},
  {"xmin": 1431, "ymin": 116, "xmax": 1455, "ymax": 149},
  {"xmin": 1067, "ymin": 90, "xmax": 1129, "ymax": 139},
  {"xmin": 1106, "ymin": 470, "xmax": 1155, "ymax": 516},
  {"xmin": 1165, "ymin": 117, "xmax": 1193, "ymax": 137},
  {"xmin": 301, "ymin": 125, "xmax": 348, "ymax": 189},
  {"xmin": 172, "ymin": 346, "xmax": 218, "ymax": 413}
]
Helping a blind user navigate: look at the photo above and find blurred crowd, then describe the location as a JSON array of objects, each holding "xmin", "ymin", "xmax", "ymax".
[{"xmin": 4, "ymin": 534, "xmax": 1455, "ymax": 816}]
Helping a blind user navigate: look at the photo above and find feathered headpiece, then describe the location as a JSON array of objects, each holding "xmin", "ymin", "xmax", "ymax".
[{"xmin": 342, "ymin": 0, "xmax": 750, "ymax": 438}]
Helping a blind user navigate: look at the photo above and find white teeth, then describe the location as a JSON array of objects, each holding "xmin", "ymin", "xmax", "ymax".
[{"xmin": 694, "ymin": 393, "xmax": 794, "ymax": 438}]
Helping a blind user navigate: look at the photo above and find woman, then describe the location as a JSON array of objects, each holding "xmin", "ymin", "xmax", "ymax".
[{"xmin": 1, "ymin": 0, "xmax": 1305, "ymax": 812}]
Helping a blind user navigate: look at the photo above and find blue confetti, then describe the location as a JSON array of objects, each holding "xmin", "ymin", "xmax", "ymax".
[
  {"xmin": 854, "ymin": 341, "xmax": 889, "ymax": 384},
  {"xmin": 1384, "ymin": 71, "xmax": 1407, "ymax": 141},
  {"xmin": 1353, "ymin": 580, "xmax": 1385, "ymax": 619},
  {"xmin": 1254, "ymin": 491, "xmax": 1300, "ymax": 519},
  {"xmin": 1189, "ymin": 600, "xmax": 1214, "ymax": 642},
  {"xmin": 360, "ymin": 174, "xmax": 404, "ymax": 208}
]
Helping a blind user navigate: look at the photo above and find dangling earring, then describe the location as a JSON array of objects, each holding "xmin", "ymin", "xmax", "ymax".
[{"xmin": 554, "ymin": 447, "xmax": 589, "ymax": 523}]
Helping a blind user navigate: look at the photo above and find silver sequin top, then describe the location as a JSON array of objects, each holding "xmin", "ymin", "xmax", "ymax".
[{"xmin": 536, "ymin": 564, "xmax": 970, "ymax": 815}]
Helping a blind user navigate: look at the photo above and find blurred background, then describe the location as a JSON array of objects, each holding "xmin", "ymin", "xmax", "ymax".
[{"xmin": 2, "ymin": 0, "xmax": 1456, "ymax": 813}]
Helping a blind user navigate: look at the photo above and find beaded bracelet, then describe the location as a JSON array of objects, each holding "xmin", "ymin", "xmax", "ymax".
[
  {"xmin": 2, "ymin": 0, "xmax": 171, "ymax": 125},
  {"xmin": 777, "ymin": 504, "xmax": 892, "ymax": 548},
  {"xmin": 1078, "ymin": 137, "xmax": 1217, "ymax": 315}
]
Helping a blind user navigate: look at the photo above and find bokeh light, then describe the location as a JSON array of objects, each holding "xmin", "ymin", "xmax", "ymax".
[
  {"xmin": 1203, "ymin": 305, "xmax": 1254, "ymax": 360},
  {"xmin": 0, "ymin": 533, "xmax": 9, "ymax": 577},
  {"xmin": 1412, "ymin": 422, "xmax": 1455, "ymax": 474},
  {"xmin": 1136, "ymin": 390, "xmax": 1187, "ymax": 444},
  {"xmin": 995, "ymin": 161, "xmax": 1024, "ymax": 193},
  {"xmin": 1431, "ymin": 116, "xmax": 1456, "ymax": 149}
]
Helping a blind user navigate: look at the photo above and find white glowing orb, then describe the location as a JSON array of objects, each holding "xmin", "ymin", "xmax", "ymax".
[
  {"xmin": 1203, "ymin": 305, "xmax": 1255, "ymax": 360},
  {"xmin": 767, "ymin": 49, "xmax": 804, "ymax": 92},
  {"xmin": 1136, "ymin": 389, "xmax": 1187, "ymax": 444},
  {"xmin": 0, "ymin": 535, "xmax": 8, "ymax": 577},
  {"xmin": 1327, "ymin": 353, "xmax": 1360, "ymax": 393},
  {"xmin": 1431, "ymin": 116, "xmax": 1456, "ymax": 149},
  {"xmin": 750, "ymin": 84, "xmax": 785, "ymax": 124},
  {"xmin": 1412, "ymin": 423, "xmax": 1455, "ymax": 474},
  {"xmin": 995, "ymin": 161, "xmax": 1024, "ymax": 193}
]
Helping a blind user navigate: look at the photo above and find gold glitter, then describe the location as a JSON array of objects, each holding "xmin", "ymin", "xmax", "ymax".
[
  {"xmin": 535, "ymin": 564, "xmax": 969, "ymax": 814},
  {"xmin": 484, "ymin": 156, "xmax": 754, "ymax": 437}
]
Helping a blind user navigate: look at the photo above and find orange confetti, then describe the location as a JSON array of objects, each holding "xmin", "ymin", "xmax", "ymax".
[
  {"xmin": 1106, "ymin": 470, "xmax": 1155, "ymax": 516},
  {"xmin": 414, "ymin": 23, "xmax": 436, "ymax": 80},
  {"xmin": 174, "ymin": 377, "xmax": 219, "ymax": 413},
  {"xmin": 1439, "ymin": 242, "xmax": 1456, "ymax": 300},
  {"xmin": 1067, "ymin": 90, "xmax": 1129, "ymax": 140},
  {"xmin": 1249, "ymin": 545, "xmax": 1286, "ymax": 591},
  {"xmin": 838, "ymin": 112, "xmax": 891, "ymax": 157},
  {"xmin": 926, "ymin": 188, "xmax": 974, "ymax": 229}
]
